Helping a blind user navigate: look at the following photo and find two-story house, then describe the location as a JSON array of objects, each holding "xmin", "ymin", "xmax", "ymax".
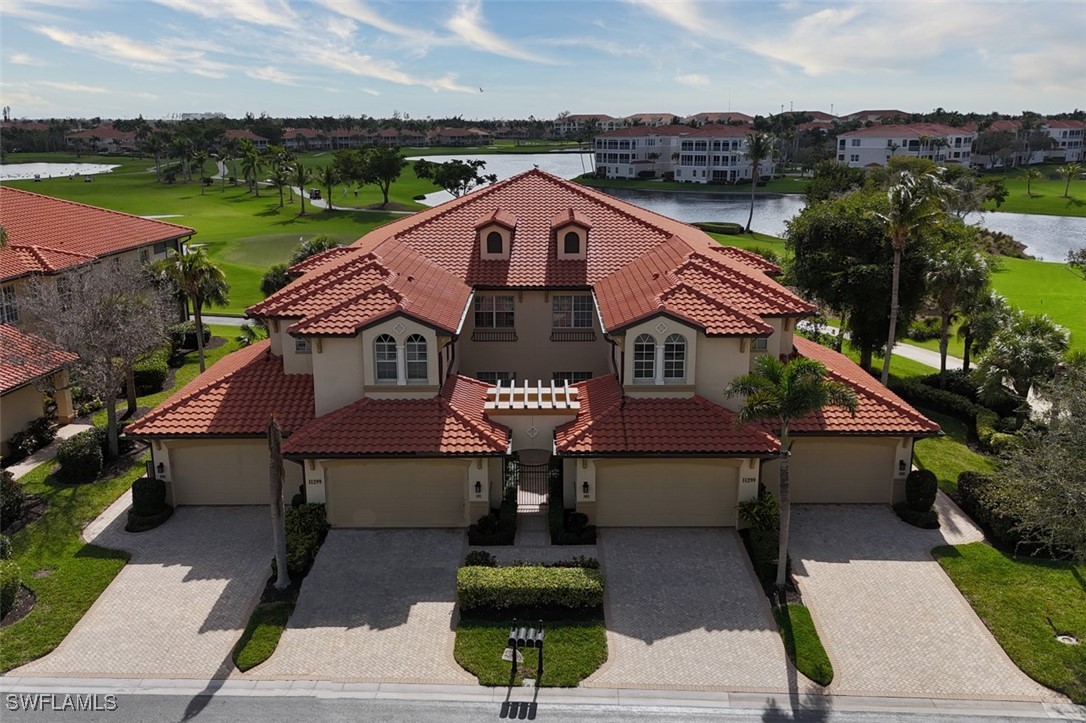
[
  {"xmin": 593, "ymin": 126, "xmax": 689, "ymax": 179},
  {"xmin": 127, "ymin": 170, "xmax": 938, "ymax": 529},
  {"xmin": 0, "ymin": 187, "xmax": 195, "ymax": 449},
  {"xmin": 672, "ymin": 125, "xmax": 775, "ymax": 184}
]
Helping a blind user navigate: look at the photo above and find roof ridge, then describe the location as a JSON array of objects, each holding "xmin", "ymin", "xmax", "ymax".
[
  {"xmin": 0, "ymin": 186, "xmax": 195, "ymax": 236},
  {"xmin": 287, "ymin": 284, "xmax": 403, "ymax": 335},
  {"xmin": 685, "ymin": 251, "xmax": 813, "ymax": 311},
  {"xmin": 392, "ymin": 168, "xmax": 542, "ymax": 237},
  {"xmin": 657, "ymin": 280, "xmax": 773, "ymax": 333},
  {"xmin": 440, "ymin": 396, "xmax": 506, "ymax": 451},
  {"xmin": 252, "ymin": 254, "xmax": 391, "ymax": 316},
  {"xmin": 557, "ymin": 386, "xmax": 624, "ymax": 450}
]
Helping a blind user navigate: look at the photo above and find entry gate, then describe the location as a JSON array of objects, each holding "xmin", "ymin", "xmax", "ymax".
[{"xmin": 504, "ymin": 455, "xmax": 551, "ymax": 511}]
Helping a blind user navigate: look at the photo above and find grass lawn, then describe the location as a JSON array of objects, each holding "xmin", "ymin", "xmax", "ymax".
[
  {"xmin": 232, "ymin": 602, "xmax": 293, "ymax": 672},
  {"xmin": 913, "ymin": 408, "xmax": 996, "ymax": 495},
  {"xmin": 0, "ymin": 456, "xmax": 145, "ymax": 673},
  {"xmin": 990, "ymin": 256, "xmax": 1085, "ymax": 352},
  {"xmin": 934, "ymin": 542, "xmax": 1086, "ymax": 704},
  {"xmin": 979, "ymin": 166, "xmax": 1086, "ymax": 217},
  {"xmin": 772, "ymin": 604, "xmax": 833, "ymax": 687},
  {"xmin": 576, "ymin": 174, "xmax": 809, "ymax": 195},
  {"xmin": 454, "ymin": 617, "xmax": 607, "ymax": 687}
]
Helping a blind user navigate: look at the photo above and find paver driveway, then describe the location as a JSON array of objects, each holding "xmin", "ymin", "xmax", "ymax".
[
  {"xmin": 251, "ymin": 529, "xmax": 473, "ymax": 684},
  {"xmin": 790, "ymin": 496, "xmax": 1056, "ymax": 701},
  {"xmin": 14, "ymin": 493, "xmax": 270, "ymax": 679},
  {"xmin": 585, "ymin": 528, "xmax": 811, "ymax": 692}
]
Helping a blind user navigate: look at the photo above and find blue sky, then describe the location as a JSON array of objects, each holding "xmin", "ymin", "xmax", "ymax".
[{"xmin": 1, "ymin": 0, "xmax": 1083, "ymax": 121}]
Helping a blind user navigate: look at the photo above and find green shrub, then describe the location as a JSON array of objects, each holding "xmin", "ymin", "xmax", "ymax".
[
  {"xmin": 693, "ymin": 221, "xmax": 744, "ymax": 235},
  {"xmin": 890, "ymin": 379, "xmax": 978, "ymax": 423},
  {"xmin": 131, "ymin": 477, "xmax": 166, "ymax": 515},
  {"xmin": 547, "ymin": 474, "xmax": 596, "ymax": 545},
  {"xmin": 6, "ymin": 416, "xmax": 57, "ymax": 462},
  {"xmin": 920, "ymin": 371, "xmax": 978, "ymax": 401},
  {"xmin": 280, "ymin": 503, "xmax": 330, "ymax": 578},
  {"xmin": 168, "ymin": 321, "xmax": 211, "ymax": 356},
  {"xmin": 737, "ymin": 491, "xmax": 780, "ymax": 532},
  {"xmin": 0, "ymin": 534, "xmax": 11, "ymax": 559},
  {"xmin": 906, "ymin": 316, "xmax": 941, "ymax": 341},
  {"xmin": 465, "ymin": 550, "xmax": 497, "ymax": 567},
  {"xmin": 469, "ymin": 484, "xmax": 517, "ymax": 545},
  {"xmin": 0, "ymin": 558, "xmax": 20, "ymax": 617},
  {"xmin": 457, "ymin": 566, "xmax": 605, "ymax": 611},
  {"xmin": 956, "ymin": 471, "xmax": 1029, "ymax": 551},
  {"xmin": 1, "ymin": 471, "xmax": 26, "ymax": 531},
  {"xmin": 57, "ymin": 430, "xmax": 103, "ymax": 483},
  {"xmin": 905, "ymin": 469, "xmax": 938, "ymax": 512},
  {"xmin": 745, "ymin": 245, "xmax": 781, "ymax": 264},
  {"xmin": 893, "ymin": 502, "xmax": 940, "ymax": 529},
  {"xmin": 975, "ymin": 409, "xmax": 1019, "ymax": 455},
  {"xmin": 133, "ymin": 348, "xmax": 170, "ymax": 395}
]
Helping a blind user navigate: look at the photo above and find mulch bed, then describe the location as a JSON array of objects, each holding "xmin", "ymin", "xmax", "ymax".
[{"xmin": 0, "ymin": 585, "xmax": 37, "ymax": 628}]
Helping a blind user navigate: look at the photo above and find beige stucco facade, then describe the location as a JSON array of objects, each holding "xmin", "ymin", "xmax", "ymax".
[
  {"xmin": 761, "ymin": 437, "xmax": 912, "ymax": 504},
  {"xmin": 151, "ymin": 438, "xmax": 304, "ymax": 506},
  {"xmin": 322, "ymin": 457, "xmax": 475, "ymax": 528},
  {"xmin": 1, "ymin": 385, "xmax": 46, "ymax": 455}
]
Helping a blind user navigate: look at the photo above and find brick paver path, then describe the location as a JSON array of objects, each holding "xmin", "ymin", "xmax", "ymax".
[
  {"xmin": 14, "ymin": 496, "xmax": 270, "ymax": 679},
  {"xmin": 584, "ymin": 528, "xmax": 812, "ymax": 692},
  {"xmin": 790, "ymin": 497, "xmax": 1057, "ymax": 701},
  {"xmin": 250, "ymin": 529, "xmax": 474, "ymax": 684}
]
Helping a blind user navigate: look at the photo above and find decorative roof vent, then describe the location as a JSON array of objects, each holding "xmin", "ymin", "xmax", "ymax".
[
  {"xmin": 475, "ymin": 208, "xmax": 517, "ymax": 261},
  {"xmin": 551, "ymin": 208, "xmax": 591, "ymax": 261}
]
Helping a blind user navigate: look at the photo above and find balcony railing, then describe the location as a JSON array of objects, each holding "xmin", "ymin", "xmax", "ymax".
[
  {"xmin": 550, "ymin": 330, "xmax": 596, "ymax": 342},
  {"xmin": 472, "ymin": 329, "xmax": 518, "ymax": 342}
]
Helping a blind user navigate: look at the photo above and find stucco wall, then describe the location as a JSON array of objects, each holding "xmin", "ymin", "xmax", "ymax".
[
  {"xmin": 323, "ymin": 458, "xmax": 471, "ymax": 527},
  {"xmin": 163, "ymin": 438, "xmax": 303, "ymax": 506},
  {"xmin": 457, "ymin": 290, "xmax": 611, "ymax": 383},
  {"xmin": 488, "ymin": 412, "xmax": 575, "ymax": 452},
  {"xmin": 311, "ymin": 336, "xmax": 365, "ymax": 416},
  {"xmin": 619, "ymin": 316, "xmax": 699, "ymax": 393},
  {"xmin": 761, "ymin": 437, "xmax": 901, "ymax": 504},
  {"xmin": 585, "ymin": 458, "xmax": 741, "ymax": 527},
  {"xmin": 694, "ymin": 335, "xmax": 749, "ymax": 410},
  {"xmin": 360, "ymin": 316, "xmax": 441, "ymax": 387},
  {"xmin": 1, "ymin": 385, "xmax": 45, "ymax": 454}
]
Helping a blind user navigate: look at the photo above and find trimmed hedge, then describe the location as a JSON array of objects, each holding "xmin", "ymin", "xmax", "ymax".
[
  {"xmin": 168, "ymin": 321, "xmax": 211, "ymax": 355},
  {"xmin": 133, "ymin": 348, "xmax": 170, "ymax": 395},
  {"xmin": 131, "ymin": 477, "xmax": 167, "ymax": 515},
  {"xmin": 956, "ymin": 471, "xmax": 1026, "ymax": 551},
  {"xmin": 890, "ymin": 379, "xmax": 979, "ymax": 423},
  {"xmin": 548, "ymin": 475, "xmax": 596, "ymax": 545},
  {"xmin": 905, "ymin": 469, "xmax": 938, "ymax": 512},
  {"xmin": 1, "ymin": 471, "xmax": 25, "ymax": 532},
  {"xmin": 893, "ymin": 502, "xmax": 940, "ymax": 529},
  {"xmin": 0, "ymin": 558, "xmax": 20, "ymax": 617},
  {"xmin": 465, "ymin": 550, "xmax": 498, "ymax": 567},
  {"xmin": 975, "ymin": 409, "xmax": 1019, "ymax": 455},
  {"xmin": 693, "ymin": 221, "xmax": 744, "ymax": 235},
  {"xmin": 920, "ymin": 371, "xmax": 978, "ymax": 402},
  {"xmin": 468, "ymin": 484, "xmax": 517, "ymax": 546},
  {"xmin": 57, "ymin": 430, "xmax": 104, "ymax": 483},
  {"xmin": 280, "ymin": 503, "xmax": 330, "ymax": 578},
  {"xmin": 457, "ymin": 566, "xmax": 605, "ymax": 611}
]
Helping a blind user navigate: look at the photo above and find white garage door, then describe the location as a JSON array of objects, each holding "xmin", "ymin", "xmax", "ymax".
[
  {"xmin": 594, "ymin": 460, "xmax": 739, "ymax": 527},
  {"xmin": 169, "ymin": 439, "xmax": 289, "ymax": 505},
  {"xmin": 325, "ymin": 459, "xmax": 467, "ymax": 528}
]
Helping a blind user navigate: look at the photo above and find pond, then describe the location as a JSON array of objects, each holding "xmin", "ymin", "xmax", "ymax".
[{"xmin": 0, "ymin": 162, "xmax": 120, "ymax": 181}]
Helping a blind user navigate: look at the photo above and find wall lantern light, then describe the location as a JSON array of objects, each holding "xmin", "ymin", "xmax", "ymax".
[
  {"xmin": 156, "ymin": 462, "xmax": 165, "ymax": 474},
  {"xmin": 898, "ymin": 460, "xmax": 907, "ymax": 474},
  {"xmin": 474, "ymin": 480, "xmax": 482, "ymax": 496},
  {"xmin": 582, "ymin": 480, "xmax": 590, "ymax": 498}
]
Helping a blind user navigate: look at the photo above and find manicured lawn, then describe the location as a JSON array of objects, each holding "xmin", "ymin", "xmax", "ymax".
[
  {"xmin": 990, "ymin": 256, "xmax": 1085, "ymax": 351},
  {"xmin": 773, "ymin": 604, "xmax": 833, "ymax": 687},
  {"xmin": 934, "ymin": 542, "xmax": 1086, "ymax": 703},
  {"xmin": 454, "ymin": 617, "xmax": 607, "ymax": 687},
  {"xmin": 913, "ymin": 408, "xmax": 996, "ymax": 495},
  {"xmin": 232, "ymin": 602, "xmax": 294, "ymax": 672},
  {"xmin": 576, "ymin": 174, "xmax": 809, "ymax": 195},
  {"xmin": 0, "ymin": 456, "xmax": 145, "ymax": 673},
  {"xmin": 979, "ymin": 166, "xmax": 1086, "ymax": 217}
]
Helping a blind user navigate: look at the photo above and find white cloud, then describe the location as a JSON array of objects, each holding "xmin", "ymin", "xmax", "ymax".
[
  {"xmin": 447, "ymin": 0, "xmax": 553, "ymax": 64},
  {"xmin": 313, "ymin": 0, "xmax": 431, "ymax": 42},
  {"xmin": 306, "ymin": 45, "xmax": 475, "ymax": 93},
  {"xmin": 34, "ymin": 25, "xmax": 230, "ymax": 78},
  {"xmin": 0, "ymin": 0, "xmax": 94, "ymax": 22},
  {"xmin": 245, "ymin": 65, "xmax": 299, "ymax": 86},
  {"xmin": 8, "ymin": 52, "xmax": 45, "ymax": 65},
  {"xmin": 150, "ymin": 0, "xmax": 296, "ymax": 29},
  {"xmin": 676, "ymin": 73, "xmax": 709, "ymax": 87},
  {"xmin": 39, "ymin": 80, "xmax": 108, "ymax": 93},
  {"xmin": 624, "ymin": 0, "xmax": 713, "ymax": 33},
  {"xmin": 1011, "ymin": 44, "xmax": 1086, "ymax": 95}
]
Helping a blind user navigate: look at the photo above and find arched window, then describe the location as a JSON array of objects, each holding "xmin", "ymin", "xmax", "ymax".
[
  {"xmin": 375, "ymin": 334, "xmax": 396, "ymax": 382},
  {"xmin": 406, "ymin": 334, "xmax": 427, "ymax": 381},
  {"xmin": 563, "ymin": 230, "xmax": 580, "ymax": 254},
  {"xmin": 633, "ymin": 334, "xmax": 655, "ymax": 381},
  {"xmin": 486, "ymin": 230, "xmax": 503, "ymax": 254},
  {"xmin": 663, "ymin": 334, "xmax": 686, "ymax": 380}
]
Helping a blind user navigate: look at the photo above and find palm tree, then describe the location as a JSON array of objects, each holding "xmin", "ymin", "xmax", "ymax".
[
  {"xmin": 141, "ymin": 133, "xmax": 167, "ymax": 183},
  {"xmin": 743, "ymin": 132, "xmax": 774, "ymax": 233},
  {"xmin": 151, "ymin": 248, "xmax": 229, "ymax": 372},
  {"xmin": 925, "ymin": 246, "xmax": 990, "ymax": 384},
  {"xmin": 193, "ymin": 150, "xmax": 209, "ymax": 195},
  {"xmin": 869, "ymin": 171, "xmax": 944, "ymax": 385},
  {"xmin": 170, "ymin": 136, "xmax": 193, "ymax": 182},
  {"xmin": 267, "ymin": 416, "xmax": 291, "ymax": 591},
  {"xmin": 976, "ymin": 312, "xmax": 1070, "ymax": 427},
  {"xmin": 269, "ymin": 165, "xmax": 289, "ymax": 208},
  {"xmin": 261, "ymin": 263, "xmax": 291, "ymax": 297},
  {"xmin": 956, "ymin": 290, "xmax": 1011, "ymax": 373},
  {"xmin": 1023, "ymin": 167, "xmax": 1043, "ymax": 197},
  {"xmin": 1057, "ymin": 162, "xmax": 1082, "ymax": 198},
  {"xmin": 292, "ymin": 162, "xmax": 313, "ymax": 216},
  {"xmin": 241, "ymin": 150, "xmax": 262, "ymax": 196},
  {"xmin": 726, "ymin": 356, "xmax": 858, "ymax": 592},
  {"xmin": 316, "ymin": 164, "xmax": 338, "ymax": 212}
]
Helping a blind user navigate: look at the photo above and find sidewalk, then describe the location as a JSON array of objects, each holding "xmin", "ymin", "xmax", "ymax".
[{"xmin": 6, "ymin": 423, "xmax": 93, "ymax": 480}]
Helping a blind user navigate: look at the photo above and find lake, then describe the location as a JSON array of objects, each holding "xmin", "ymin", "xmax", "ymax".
[{"xmin": 0, "ymin": 162, "xmax": 120, "ymax": 181}]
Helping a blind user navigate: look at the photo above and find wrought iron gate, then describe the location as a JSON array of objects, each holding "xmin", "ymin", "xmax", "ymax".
[{"xmin": 504, "ymin": 455, "xmax": 551, "ymax": 511}]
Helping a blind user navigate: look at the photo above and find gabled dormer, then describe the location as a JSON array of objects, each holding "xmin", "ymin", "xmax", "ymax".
[
  {"xmin": 552, "ymin": 208, "xmax": 591, "ymax": 260},
  {"xmin": 475, "ymin": 208, "xmax": 517, "ymax": 261}
]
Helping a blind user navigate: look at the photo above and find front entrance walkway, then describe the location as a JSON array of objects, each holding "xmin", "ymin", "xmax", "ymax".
[
  {"xmin": 250, "ymin": 529, "xmax": 473, "ymax": 684},
  {"xmin": 584, "ymin": 528, "xmax": 811, "ymax": 692},
  {"xmin": 13, "ymin": 495, "xmax": 270, "ymax": 679},
  {"xmin": 790, "ymin": 496, "xmax": 1058, "ymax": 701}
]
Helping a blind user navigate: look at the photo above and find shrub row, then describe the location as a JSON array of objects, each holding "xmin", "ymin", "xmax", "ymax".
[
  {"xmin": 468, "ymin": 483, "xmax": 517, "ymax": 546},
  {"xmin": 919, "ymin": 371, "xmax": 978, "ymax": 402},
  {"xmin": 133, "ymin": 347, "xmax": 170, "ymax": 395},
  {"xmin": 956, "ymin": 471, "xmax": 1027, "ymax": 551},
  {"xmin": 692, "ymin": 221, "xmax": 744, "ymax": 235},
  {"xmin": 0, "ymin": 558, "xmax": 20, "ymax": 618},
  {"xmin": 548, "ymin": 475, "xmax": 596, "ymax": 545},
  {"xmin": 56, "ymin": 426, "xmax": 137, "ymax": 483},
  {"xmin": 463, "ymin": 550, "xmax": 601, "ymax": 570},
  {"xmin": 890, "ymin": 379, "xmax": 979, "ymax": 424},
  {"xmin": 457, "ymin": 565, "xmax": 605, "ymax": 611},
  {"xmin": 281, "ymin": 503, "xmax": 330, "ymax": 578},
  {"xmin": 4, "ymin": 416, "xmax": 57, "ymax": 463}
]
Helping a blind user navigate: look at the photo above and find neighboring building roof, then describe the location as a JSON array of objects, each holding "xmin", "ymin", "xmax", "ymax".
[
  {"xmin": 0, "ymin": 187, "xmax": 194, "ymax": 282},
  {"xmin": 685, "ymin": 112, "xmax": 754, "ymax": 124},
  {"xmin": 555, "ymin": 375, "xmax": 780, "ymax": 455},
  {"xmin": 837, "ymin": 123, "xmax": 971, "ymax": 139},
  {"xmin": 1045, "ymin": 119, "xmax": 1085, "ymax": 130},
  {"xmin": 625, "ymin": 113, "xmax": 679, "ymax": 124},
  {"xmin": 282, "ymin": 375, "xmax": 509, "ymax": 457},
  {"xmin": 790, "ymin": 337, "xmax": 941, "ymax": 436},
  {"xmin": 125, "ymin": 341, "xmax": 314, "ymax": 437},
  {"xmin": 596, "ymin": 126, "xmax": 692, "ymax": 138},
  {"xmin": 0, "ymin": 324, "xmax": 77, "ymax": 395},
  {"xmin": 66, "ymin": 125, "xmax": 135, "ymax": 140},
  {"xmin": 986, "ymin": 119, "xmax": 1021, "ymax": 133},
  {"xmin": 224, "ymin": 129, "xmax": 268, "ymax": 142},
  {"xmin": 559, "ymin": 114, "xmax": 617, "ymax": 122}
]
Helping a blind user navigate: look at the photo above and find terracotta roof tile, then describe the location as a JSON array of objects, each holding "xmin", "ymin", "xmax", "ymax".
[
  {"xmin": 789, "ymin": 337, "xmax": 941, "ymax": 436},
  {"xmin": 0, "ymin": 324, "xmax": 78, "ymax": 394},
  {"xmin": 282, "ymin": 375, "xmax": 508, "ymax": 456},
  {"xmin": 287, "ymin": 246, "xmax": 357, "ymax": 276},
  {"xmin": 475, "ymin": 208, "xmax": 517, "ymax": 229},
  {"xmin": 710, "ymin": 246, "xmax": 782, "ymax": 275},
  {"xmin": 125, "ymin": 341, "xmax": 314, "ymax": 437},
  {"xmin": 0, "ymin": 187, "xmax": 194, "ymax": 281},
  {"xmin": 555, "ymin": 375, "xmax": 780, "ymax": 455}
]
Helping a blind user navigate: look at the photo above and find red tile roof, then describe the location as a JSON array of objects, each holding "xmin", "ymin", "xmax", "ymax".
[
  {"xmin": 287, "ymin": 246, "xmax": 356, "ymax": 276},
  {"xmin": 125, "ymin": 341, "xmax": 314, "ymax": 437},
  {"xmin": 282, "ymin": 375, "xmax": 509, "ymax": 456},
  {"xmin": 711, "ymin": 246, "xmax": 782, "ymax": 275},
  {"xmin": 224, "ymin": 129, "xmax": 268, "ymax": 142},
  {"xmin": 838, "ymin": 123, "xmax": 972, "ymax": 139},
  {"xmin": 789, "ymin": 337, "xmax": 940, "ymax": 436},
  {"xmin": 0, "ymin": 324, "xmax": 78, "ymax": 394},
  {"xmin": 0, "ymin": 187, "xmax": 194, "ymax": 282},
  {"xmin": 555, "ymin": 375, "xmax": 780, "ymax": 455}
]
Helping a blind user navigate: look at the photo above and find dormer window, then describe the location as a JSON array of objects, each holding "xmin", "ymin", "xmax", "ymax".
[
  {"xmin": 552, "ymin": 208, "xmax": 591, "ymax": 260},
  {"xmin": 475, "ymin": 208, "xmax": 517, "ymax": 260},
  {"xmin": 486, "ymin": 231, "xmax": 503, "ymax": 254},
  {"xmin": 563, "ymin": 231, "xmax": 581, "ymax": 255}
]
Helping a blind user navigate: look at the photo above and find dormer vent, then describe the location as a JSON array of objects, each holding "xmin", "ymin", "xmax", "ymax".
[
  {"xmin": 475, "ymin": 208, "xmax": 517, "ymax": 261},
  {"xmin": 551, "ymin": 208, "xmax": 591, "ymax": 261}
]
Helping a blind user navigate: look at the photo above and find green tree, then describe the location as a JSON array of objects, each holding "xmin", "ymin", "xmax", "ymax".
[
  {"xmin": 362, "ymin": 145, "xmax": 408, "ymax": 207},
  {"xmin": 413, "ymin": 158, "xmax": 497, "ymax": 197},
  {"xmin": 976, "ymin": 312, "xmax": 1070, "ymax": 427},
  {"xmin": 193, "ymin": 149, "xmax": 209, "ymax": 195},
  {"xmin": 925, "ymin": 237, "xmax": 991, "ymax": 384},
  {"xmin": 1057, "ymin": 162, "xmax": 1082, "ymax": 198},
  {"xmin": 956, "ymin": 289, "xmax": 1012, "ymax": 373},
  {"xmin": 150, "ymin": 248, "xmax": 230, "ymax": 372},
  {"xmin": 241, "ymin": 150, "xmax": 263, "ymax": 197},
  {"xmin": 316, "ymin": 164, "xmax": 338, "ymax": 212},
  {"xmin": 726, "ymin": 356, "xmax": 858, "ymax": 591},
  {"xmin": 292, "ymin": 162, "xmax": 313, "ymax": 216},
  {"xmin": 1069, "ymin": 246, "xmax": 1086, "ymax": 281},
  {"xmin": 289, "ymin": 234, "xmax": 341, "ymax": 266},
  {"xmin": 744, "ymin": 132, "xmax": 774, "ymax": 233},
  {"xmin": 805, "ymin": 160, "xmax": 866, "ymax": 204},
  {"xmin": 268, "ymin": 164, "xmax": 289, "ymax": 208},
  {"xmin": 869, "ymin": 171, "xmax": 945, "ymax": 385},
  {"xmin": 1022, "ymin": 167, "xmax": 1043, "ymax": 197},
  {"xmin": 260, "ymin": 263, "xmax": 291, "ymax": 297}
]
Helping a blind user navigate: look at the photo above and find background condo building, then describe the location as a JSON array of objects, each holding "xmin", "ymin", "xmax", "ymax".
[{"xmin": 835, "ymin": 123, "xmax": 975, "ymax": 168}]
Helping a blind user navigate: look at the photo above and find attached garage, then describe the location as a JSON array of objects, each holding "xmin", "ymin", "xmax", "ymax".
[
  {"xmin": 592, "ymin": 459, "xmax": 741, "ymax": 527},
  {"xmin": 762, "ymin": 437, "xmax": 900, "ymax": 504},
  {"xmin": 165, "ymin": 438, "xmax": 304, "ymax": 506},
  {"xmin": 323, "ymin": 459, "xmax": 470, "ymax": 528}
]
